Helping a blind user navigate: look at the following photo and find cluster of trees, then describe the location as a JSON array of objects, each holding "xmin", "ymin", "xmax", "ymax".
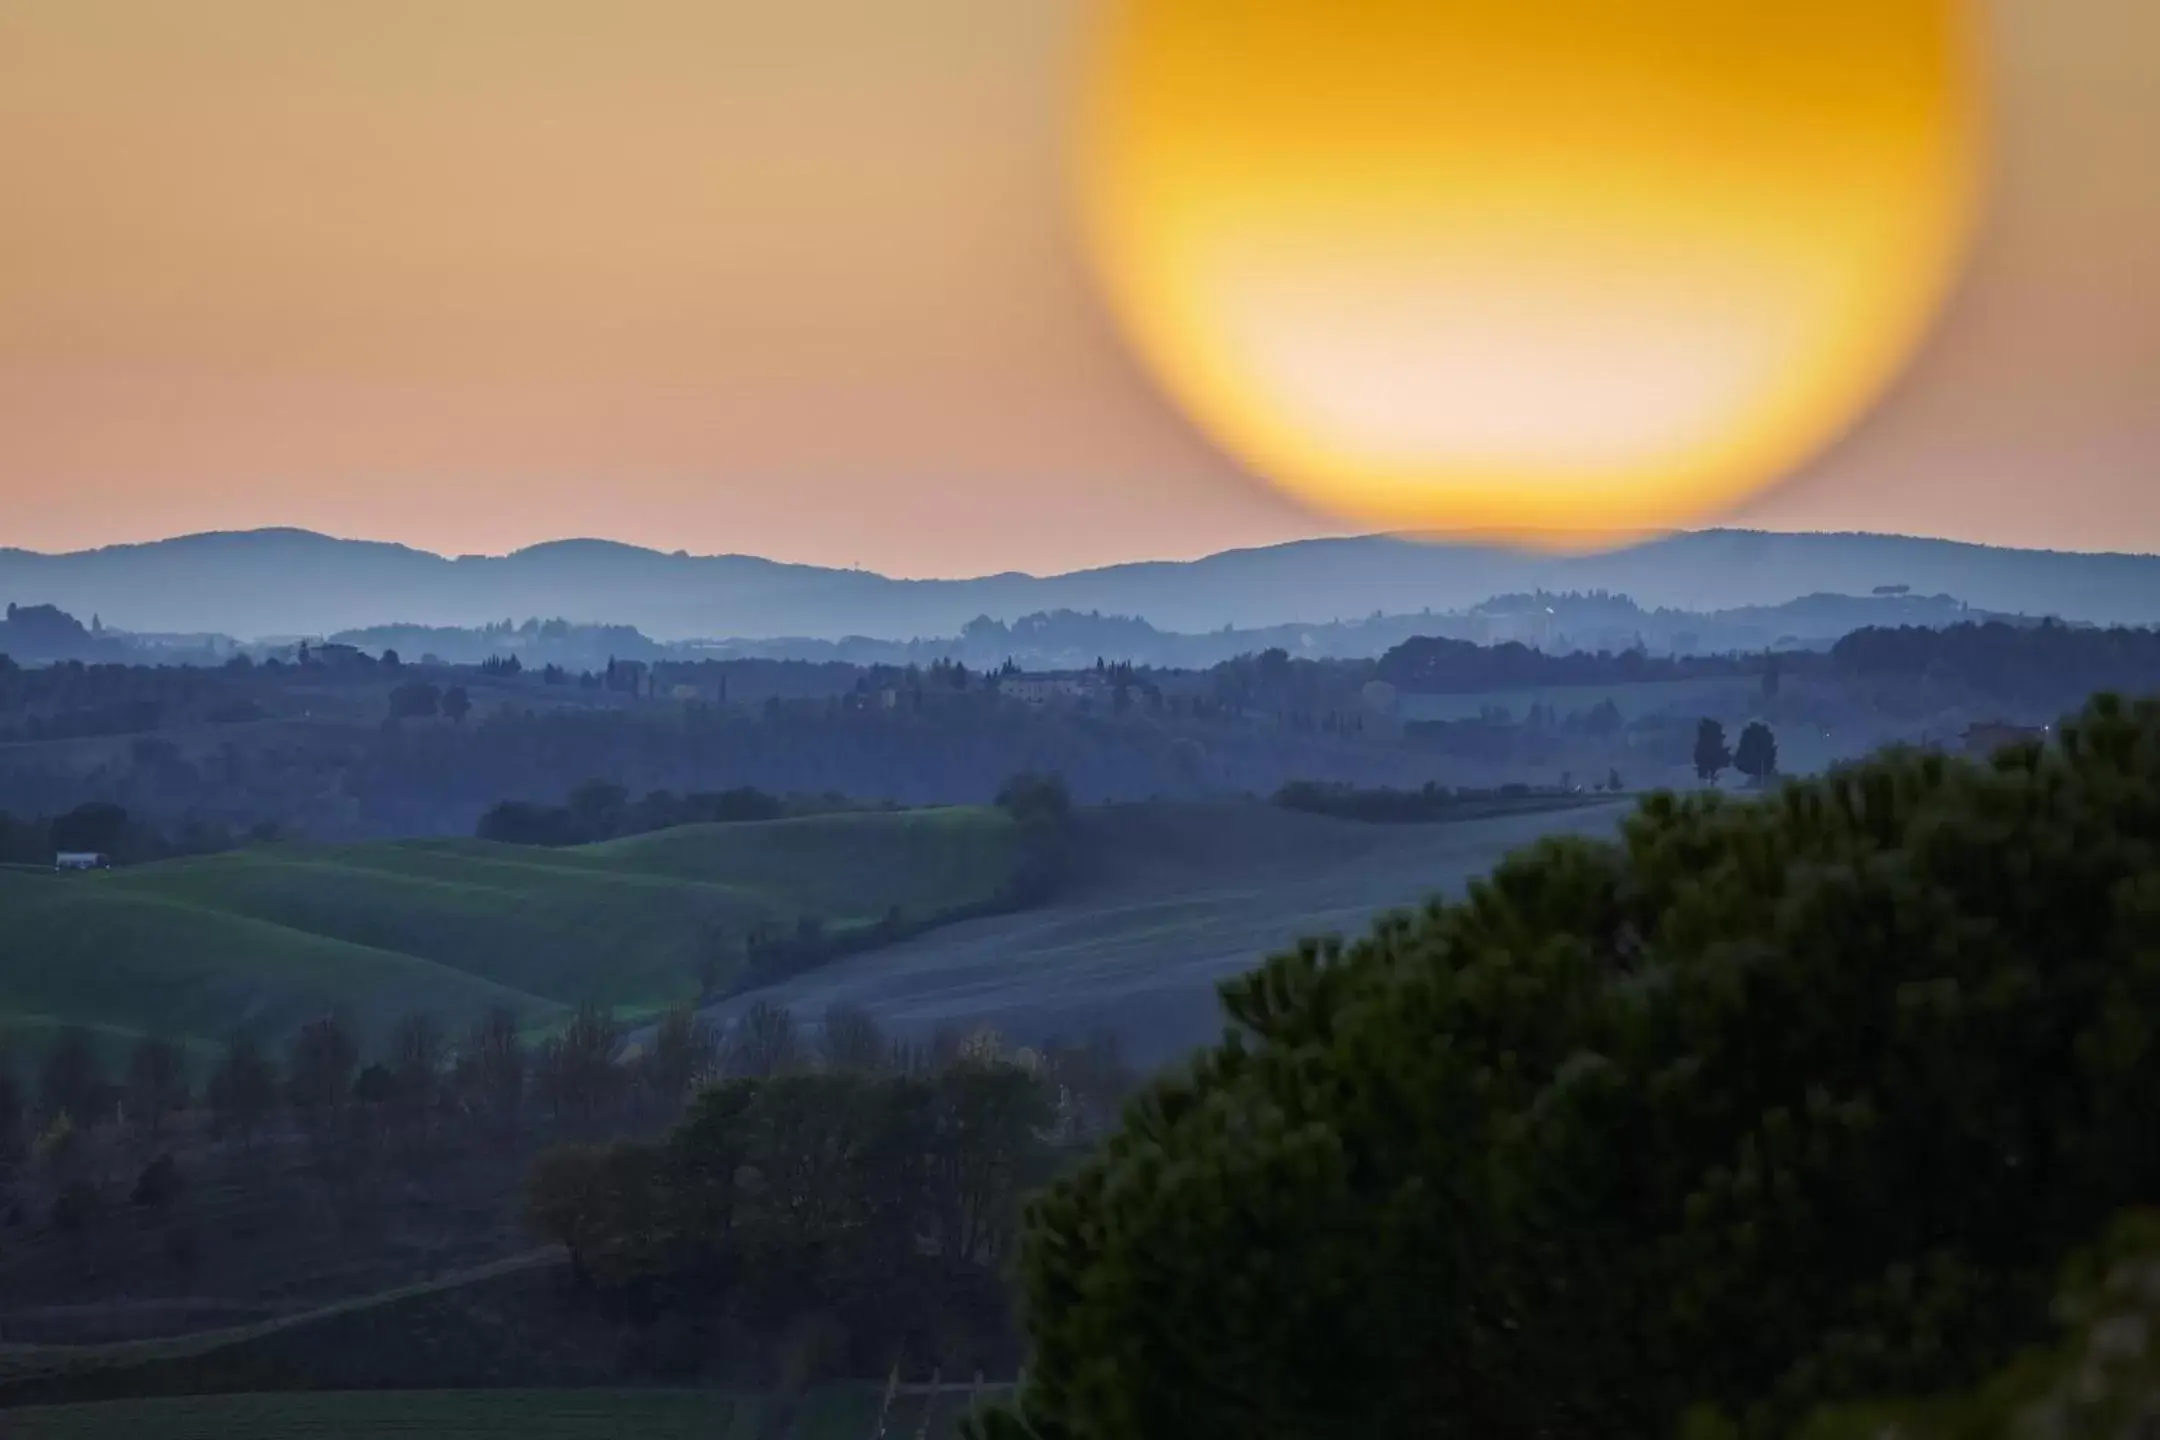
[
  {"xmin": 329, "ymin": 617, "xmax": 667, "ymax": 671},
  {"xmin": 0, "ymin": 604, "xmax": 126, "ymax": 665},
  {"xmin": 476, "ymin": 781, "xmax": 825, "ymax": 847},
  {"xmin": 1832, "ymin": 620, "xmax": 2160, "ymax": 709},
  {"xmin": 1271, "ymin": 778, "xmax": 1618, "ymax": 823},
  {"xmin": 0, "ymin": 1002, "xmax": 695, "ymax": 1245},
  {"xmin": 712, "ymin": 773, "xmax": 1077, "ymax": 996},
  {"xmin": 1, "ymin": 1009, "xmax": 536, "ymax": 1174},
  {"xmin": 0, "ymin": 799, "xmax": 272, "ymax": 866},
  {"xmin": 1692, "ymin": 717, "xmax": 1780, "ymax": 785},
  {"xmin": 0, "ymin": 1029, "xmax": 192, "ymax": 1167},
  {"xmin": 386, "ymin": 678, "xmax": 473, "ymax": 723},
  {"xmin": 526, "ymin": 1049, "xmax": 1052, "ymax": 1310},
  {"xmin": 972, "ymin": 693, "xmax": 2160, "ymax": 1439},
  {"xmin": 1376, "ymin": 635, "xmax": 1777, "ymax": 693},
  {"xmin": 519, "ymin": 1007, "xmax": 1136, "ymax": 1380},
  {"xmin": 1, "ymin": 662, "xmax": 1439, "ymax": 842}
]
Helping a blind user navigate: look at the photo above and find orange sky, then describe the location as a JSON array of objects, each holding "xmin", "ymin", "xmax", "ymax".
[{"xmin": 0, "ymin": 0, "xmax": 2154, "ymax": 574}]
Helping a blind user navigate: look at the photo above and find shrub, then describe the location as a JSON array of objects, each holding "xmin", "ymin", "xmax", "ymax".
[
  {"xmin": 130, "ymin": 1153, "xmax": 184, "ymax": 1209},
  {"xmin": 976, "ymin": 695, "xmax": 2160, "ymax": 1440},
  {"xmin": 50, "ymin": 1179, "xmax": 102, "ymax": 1236}
]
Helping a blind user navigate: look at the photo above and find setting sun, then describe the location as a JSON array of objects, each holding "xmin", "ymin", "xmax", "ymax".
[{"xmin": 1076, "ymin": 0, "xmax": 1986, "ymax": 545}]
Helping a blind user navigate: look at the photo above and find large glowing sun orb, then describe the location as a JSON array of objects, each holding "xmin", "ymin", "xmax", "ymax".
[{"xmin": 1076, "ymin": 1, "xmax": 1985, "ymax": 545}]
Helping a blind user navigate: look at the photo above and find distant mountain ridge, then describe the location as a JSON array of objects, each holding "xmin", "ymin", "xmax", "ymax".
[{"xmin": 3, "ymin": 527, "xmax": 2157, "ymax": 642}]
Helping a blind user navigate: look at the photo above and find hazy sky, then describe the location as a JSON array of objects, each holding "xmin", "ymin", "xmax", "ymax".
[{"xmin": 1, "ymin": 0, "xmax": 2154, "ymax": 575}]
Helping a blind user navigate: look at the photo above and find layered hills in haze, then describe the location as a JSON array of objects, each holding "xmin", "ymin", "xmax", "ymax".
[{"xmin": 3, "ymin": 527, "xmax": 2158, "ymax": 643}]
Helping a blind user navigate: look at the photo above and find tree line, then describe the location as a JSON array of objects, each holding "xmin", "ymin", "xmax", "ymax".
[
  {"xmin": 1375, "ymin": 634, "xmax": 1780, "ymax": 693},
  {"xmin": 0, "ymin": 993, "xmax": 1135, "ymax": 1283},
  {"xmin": 522, "ymin": 1041, "xmax": 1076, "ymax": 1377},
  {"xmin": 0, "ymin": 799, "xmax": 279, "ymax": 866},
  {"xmin": 516, "ymin": 1002, "xmax": 1136, "ymax": 1382},
  {"xmin": 1272, "ymin": 778, "xmax": 1620, "ymax": 823},
  {"xmin": 476, "ymin": 780, "xmax": 854, "ymax": 848},
  {"xmin": 1831, "ymin": 619, "xmax": 2160, "ymax": 709}
]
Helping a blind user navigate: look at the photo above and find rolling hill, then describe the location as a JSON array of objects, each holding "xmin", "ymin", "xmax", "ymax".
[
  {"xmin": 0, "ymin": 808, "xmax": 1023, "ymax": 1059},
  {"xmin": 696, "ymin": 798, "xmax": 1633, "ymax": 1066},
  {"xmin": 4, "ymin": 527, "xmax": 2157, "ymax": 642}
]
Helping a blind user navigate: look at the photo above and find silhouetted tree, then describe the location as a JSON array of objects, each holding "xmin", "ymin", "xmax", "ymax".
[
  {"xmin": 455, "ymin": 1006, "xmax": 525, "ymax": 1137},
  {"xmin": 39, "ymin": 1026, "xmax": 108, "ymax": 1126},
  {"xmin": 1692, "ymin": 716, "xmax": 1732, "ymax": 784},
  {"xmin": 0, "ymin": 1047, "xmax": 25, "ymax": 1173},
  {"xmin": 1734, "ymin": 720, "xmax": 1779, "ymax": 785},
  {"xmin": 928, "ymin": 1059, "xmax": 1055, "ymax": 1266},
  {"xmin": 525, "ymin": 1141, "xmax": 661, "ymax": 1289},
  {"xmin": 642, "ymin": 1003, "xmax": 717, "ymax": 1111},
  {"xmin": 723, "ymin": 1001, "xmax": 801, "ymax": 1080},
  {"xmin": 820, "ymin": 1003, "xmax": 889, "ymax": 1074},
  {"xmin": 51, "ymin": 1178, "xmax": 103, "ymax": 1244},
  {"xmin": 207, "ymin": 1032, "xmax": 278, "ymax": 1149},
  {"xmin": 124, "ymin": 1035, "xmax": 189, "ymax": 1142},
  {"xmin": 441, "ymin": 685, "xmax": 472, "ymax": 724},
  {"xmin": 130, "ymin": 1153, "xmax": 184, "ymax": 1210},
  {"xmin": 387, "ymin": 1010, "xmax": 445, "ymax": 1137},
  {"xmin": 536, "ymin": 1003, "xmax": 621, "ymax": 1127},
  {"xmin": 50, "ymin": 801, "xmax": 130, "ymax": 857},
  {"xmin": 387, "ymin": 679, "xmax": 440, "ymax": 720},
  {"xmin": 286, "ymin": 1015, "xmax": 358, "ymax": 1134}
]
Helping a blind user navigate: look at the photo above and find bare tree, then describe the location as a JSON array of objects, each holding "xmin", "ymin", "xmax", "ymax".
[
  {"xmin": 643, "ymin": 1002, "xmax": 718, "ymax": 1110},
  {"xmin": 723, "ymin": 1001, "xmax": 801, "ymax": 1079},
  {"xmin": 543, "ymin": 1002, "xmax": 622, "ymax": 1128},
  {"xmin": 286, "ymin": 1014, "xmax": 359, "ymax": 1153},
  {"xmin": 125, "ymin": 1035, "xmax": 190, "ymax": 1145},
  {"xmin": 39, "ymin": 1026, "xmax": 108, "ymax": 1127},
  {"xmin": 455, "ymin": 1006, "xmax": 525, "ymax": 1137},
  {"xmin": 207, "ymin": 1032, "xmax": 278, "ymax": 1150},
  {"xmin": 388, "ymin": 1010, "xmax": 445, "ymax": 1135},
  {"xmin": 819, "ymin": 1003, "xmax": 888, "ymax": 1074}
]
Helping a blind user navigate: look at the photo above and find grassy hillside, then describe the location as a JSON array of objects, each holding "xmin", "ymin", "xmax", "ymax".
[
  {"xmin": 0, "ymin": 808, "xmax": 1021, "ymax": 1055},
  {"xmin": 699, "ymin": 799, "xmax": 1629, "ymax": 1067}
]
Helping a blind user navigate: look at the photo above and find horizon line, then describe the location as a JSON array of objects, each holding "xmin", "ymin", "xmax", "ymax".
[{"xmin": 6, "ymin": 523, "xmax": 2158, "ymax": 583}]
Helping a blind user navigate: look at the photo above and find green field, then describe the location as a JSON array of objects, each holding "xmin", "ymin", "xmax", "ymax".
[
  {"xmin": 0, "ymin": 1387, "xmax": 995, "ymax": 1438},
  {"xmin": 0, "ymin": 808, "xmax": 1021, "ymax": 1056}
]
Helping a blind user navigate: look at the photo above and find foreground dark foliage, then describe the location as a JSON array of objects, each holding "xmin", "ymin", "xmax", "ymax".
[{"xmin": 976, "ymin": 694, "xmax": 2160, "ymax": 1440}]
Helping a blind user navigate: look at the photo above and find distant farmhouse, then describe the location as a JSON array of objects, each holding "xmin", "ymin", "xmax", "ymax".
[{"xmin": 53, "ymin": 851, "xmax": 109, "ymax": 872}]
